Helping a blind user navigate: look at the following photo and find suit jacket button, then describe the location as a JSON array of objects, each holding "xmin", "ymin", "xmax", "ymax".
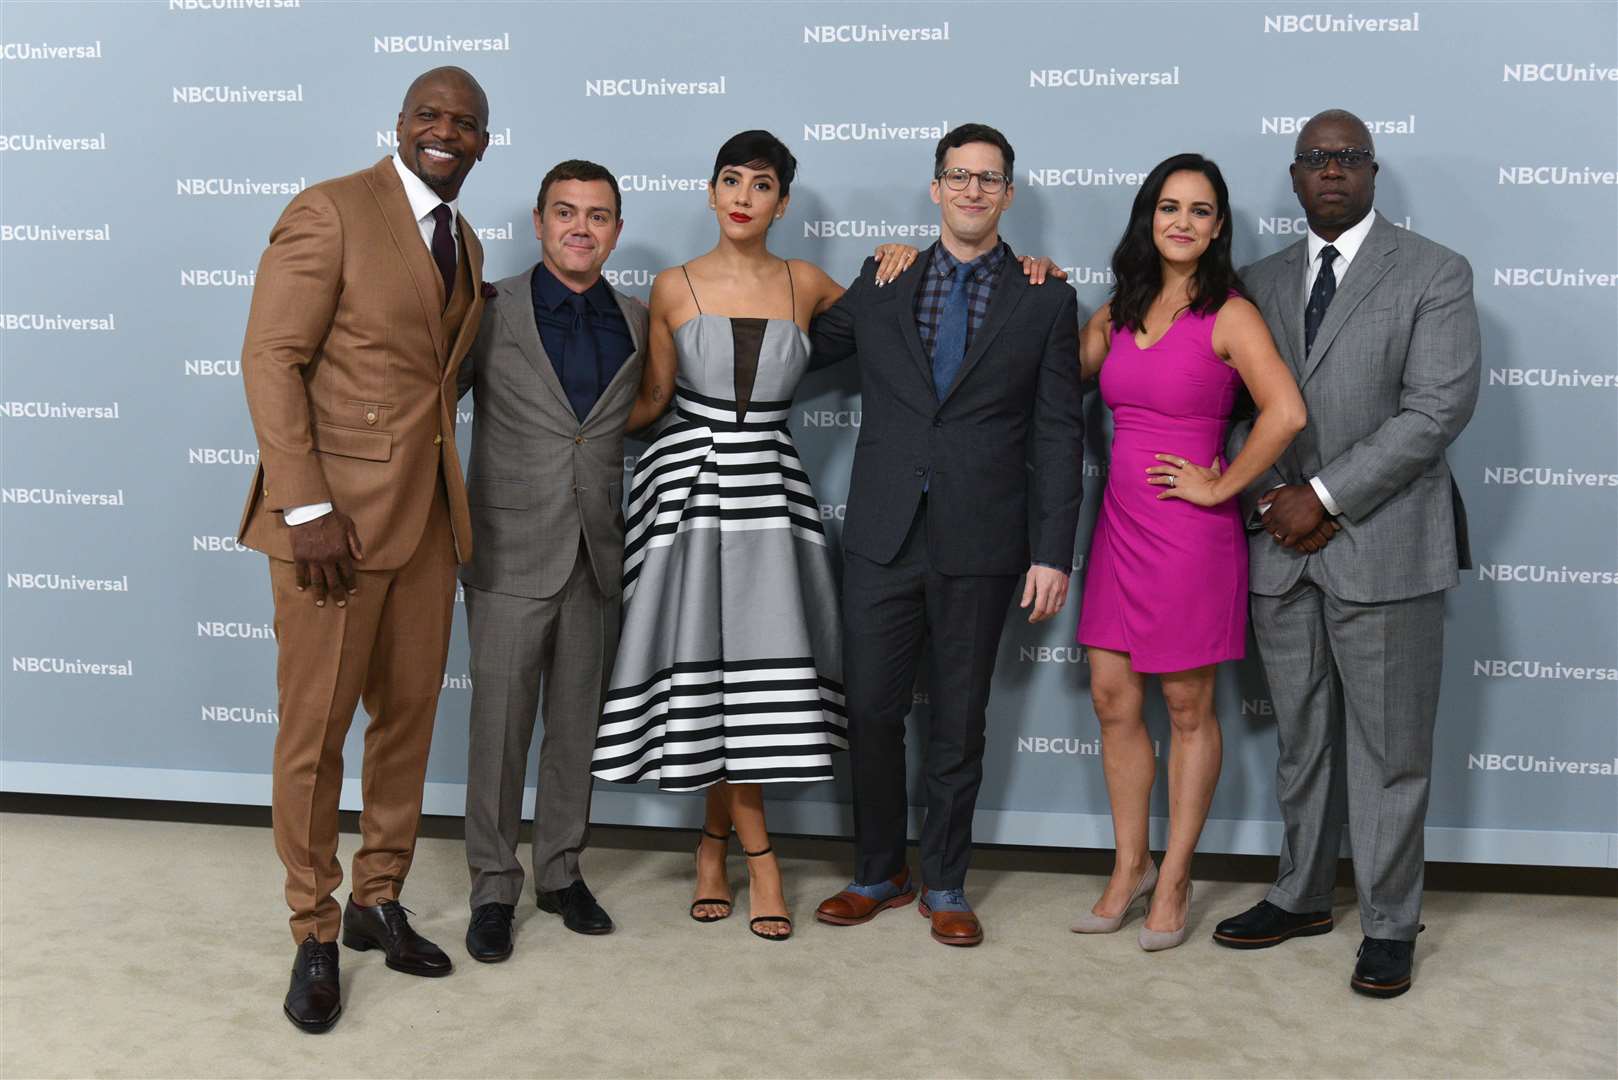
[
  {"xmin": 433, "ymin": 434, "xmax": 443, "ymax": 445},
  {"xmin": 933, "ymin": 418, "xmax": 943, "ymax": 428},
  {"xmin": 576, "ymin": 435, "xmax": 586, "ymax": 445},
  {"xmin": 365, "ymin": 411, "xmax": 377, "ymax": 425},
  {"xmin": 914, "ymin": 466, "xmax": 926, "ymax": 477}
]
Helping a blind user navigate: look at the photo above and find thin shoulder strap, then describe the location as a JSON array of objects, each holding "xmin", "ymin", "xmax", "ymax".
[
  {"xmin": 680, "ymin": 265, "xmax": 702, "ymax": 313},
  {"xmin": 783, "ymin": 259, "xmax": 796, "ymax": 317}
]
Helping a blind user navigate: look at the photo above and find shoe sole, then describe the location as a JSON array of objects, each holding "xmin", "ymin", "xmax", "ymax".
[
  {"xmin": 466, "ymin": 944, "xmax": 513, "ymax": 964},
  {"xmin": 341, "ymin": 932, "xmax": 454, "ymax": 977},
  {"xmin": 1211, "ymin": 917, "xmax": 1334, "ymax": 949},
  {"xmin": 814, "ymin": 889, "xmax": 916, "ymax": 926},
  {"xmin": 917, "ymin": 901, "xmax": 984, "ymax": 947},
  {"xmin": 1351, "ymin": 975, "xmax": 1412, "ymax": 998},
  {"xmin": 282, "ymin": 1004, "xmax": 341, "ymax": 1034}
]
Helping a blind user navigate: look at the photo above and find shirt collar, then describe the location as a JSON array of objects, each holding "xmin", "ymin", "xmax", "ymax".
[
  {"xmin": 1307, "ymin": 209, "xmax": 1375, "ymax": 269},
  {"xmin": 532, "ymin": 259, "xmax": 614, "ymax": 315},
  {"xmin": 930, "ymin": 240, "xmax": 1008, "ymax": 283},
  {"xmin": 391, "ymin": 152, "xmax": 458, "ymax": 225}
]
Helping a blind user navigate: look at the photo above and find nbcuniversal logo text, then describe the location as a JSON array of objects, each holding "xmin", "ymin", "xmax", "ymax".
[
  {"xmin": 1029, "ymin": 66, "xmax": 1181, "ymax": 88},
  {"xmin": 1498, "ymin": 166, "xmax": 1617, "ymax": 185},
  {"xmin": 0, "ymin": 133, "xmax": 107, "ymax": 152},
  {"xmin": 1, "ymin": 40, "xmax": 103, "ymax": 60},
  {"xmin": 800, "ymin": 410, "xmax": 861, "ymax": 428},
  {"xmin": 7, "ymin": 572, "xmax": 129, "ymax": 592},
  {"xmin": 585, "ymin": 76, "xmax": 726, "ymax": 97},
  {"xmin": 180, "ymin": 269, "xmax": 255, "ymax": 287},
  {"xmin": 804, "ymin": 120, "xmax": 948, "ymax": 142},
  {"xmin": 0, "ymin": 312, "xmax": 115, "ymax": 331},
  {"xmin": 1, "ymin": 223, "xmax": 111, "ymax": 242},
  {"xmin": 1488, "ymin": 368, "xmax": 1618, "ymax": 390},
  {"xmin": 1472, "ymin": 659, "xmax": 1617, "ymax": 681},
  {"xmin": 204, "ymin": 705, "xmax": 278, "ymax": 724},
  {"xmin": 1481, "ymin": 466, "xmax": 1617, "ymax": 487},
  {"xmin": 1491, "ymin": 267, "xmax": 1616, "ymax": 287},
  {"xmin": 1476, "ymin": 564, "xmax": 1618, "ymax": 585},
  {"xmin": 804, "ymin": 220, "xmax": 940, "ymax": 240},
  {"xmin": 803, "ymin": 22, "xmax": 950, "ymax": 44},
  {"xmin": 172, "ymin": 84, "xmax": 303, "ymax": 105},
  {"xmin": 1259, "ymin": 215, "xmax": 1410, "ymax": 236},
  {"xmin": 188, "ymin": 448, "xmax": 258, "ymax": 466},
  {"xmin": 0, "ymin": 401, "xmax": 119, "ymax": 420},
  {"xmin": 1502, "ymin": 63, "xmax": 1618, "ymax": 83},
  {"xmin": 372, "ymin": 32, "xmax": 510, "ymax": 53},
  {"xmin": 1263, "ymin": 12, "xmax": 1419, "ymax": 32},
  {"xmin": 1467, "ymin": 753, "xmax": 1615, "ymax": 776},
  {"xmin": 12, "ymin": 656, "xmax": 133, "ymax": 676},
  {"xmin": 1262, "ymin": 115, "xmax": 1415, "ymax": 135},
  {"xmin": 176, "ymin": 176, "xmax": 306, "ymax": 197},
  {"xmin": 192, "ymin": 535, "xmax": 252, "ymax": 553},
  {"xmin": 1020, "ymin": 645, "xmax": 1089, "ymax": 663},
  {"xmin": 197, "ymin": 621, "xmax": 274, "ymax": 640},
  {"xmin": 1, "ymin": 487, "xmax": 124, "ymax": 506},
  {"xmin": 1026, "ymin": 167, "xmax": 1146, "ymax": 188}
]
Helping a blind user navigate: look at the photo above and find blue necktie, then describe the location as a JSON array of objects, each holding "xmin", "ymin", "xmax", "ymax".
[
  {"xmin": 1304, "ymin": 244, "xmax": 1339, "ymax": 355},
  {"xmin": 560, "ymin": 292, "xmax": 601, "ymax": 421},
  {"xmin": 931, "ymin": 268, "xmax": 971, "ymax": 399}
]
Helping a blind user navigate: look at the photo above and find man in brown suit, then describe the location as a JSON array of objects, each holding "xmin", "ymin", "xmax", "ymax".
[{"xmin": 237, "ymin": 66, "xmax": 490, "ymax": 1033}]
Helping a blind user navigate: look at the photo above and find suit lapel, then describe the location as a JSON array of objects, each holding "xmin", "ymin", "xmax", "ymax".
[
  {"xmin": 1273, "ymin": 240, "xmax": 1308, "ymax": 374},
  {"xmin": 891, "ymin": 243, "xmax": 936, "ymax": 393},
  {"xmin": 942, "ymin": 246, "xmax": 1027, "ymax": 403},
  {"xmin": 498, "ymin": 268, "xmax": 577, "ymax": 419},
  {"xmin": 365, "ymin": 157, "xmax": 448, "ymax": 363},
  {"xmin": 1298, "ymin": 212, "xmax": 1398, "ymax": 387},
  {"xmin": 581, "ymin": 287, "xmax": 646, "ymax": 425},
  {"xmin": 443, "ymin": 217, "xmax": 484, "ymax": 376}
]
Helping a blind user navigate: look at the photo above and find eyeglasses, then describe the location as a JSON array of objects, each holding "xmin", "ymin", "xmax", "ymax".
[
  {"xmin": 1294, "ymin": 148, "xmax": 1375, "ymax": 171},
  {"xmin": 936, "ymin": 167, "xmax": 1009, "ymax": 194}
]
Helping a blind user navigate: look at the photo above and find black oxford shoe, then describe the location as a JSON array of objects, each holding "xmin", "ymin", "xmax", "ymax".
[
  {"xmin": 1212, "ymin": 899, "xmax": 1334, "ymax": 949},
  {"xmin": 465, "ymin": 902, "xmax": 516, "ymax": 963},
  {"xmin": 537, "ymin": 879, "xmax": 614, "ymax": 935},
  {"xmin": 340, "ymin": 897, "xmax": 453, "ymax": 977},
  {"xmin": 1351, "ymin": 931, "xmax": 1421, "ymax": 998},
  {"xmin": 283, "ymin": 935, "xmax": 341, "ymax": 1034}
]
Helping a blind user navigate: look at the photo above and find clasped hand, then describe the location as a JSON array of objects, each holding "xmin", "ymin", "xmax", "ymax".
[{"xmin": 1261, "ymin": 483, "xmax": 1339, "ymax": 554}]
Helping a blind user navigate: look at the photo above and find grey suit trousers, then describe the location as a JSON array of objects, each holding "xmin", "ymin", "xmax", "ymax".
[
  {"xmin": 464, "ymin": 542, "xmax": 619, "ymax": 905},
  {"xmin": 1251, "ymin": 562, "xmax": 1444, "ymax": 941}
]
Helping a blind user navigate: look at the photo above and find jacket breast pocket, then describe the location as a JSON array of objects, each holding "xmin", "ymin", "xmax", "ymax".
[
  {"xmin": 312, "ymin": 423, "xmax": 392, "ymax": 462},
  {"xmin": 469, "ymin": 477, "xmax": 531, "ymax": 510}
]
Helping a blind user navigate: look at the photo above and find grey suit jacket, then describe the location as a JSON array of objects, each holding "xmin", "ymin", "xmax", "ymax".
[
  {"xmin": 1231, "ymin": 212, "xmax": 1481, "ymax": 604},
  {"xmin": 456, "ymin": 266, "xmax": 648, "ymax": 600}
]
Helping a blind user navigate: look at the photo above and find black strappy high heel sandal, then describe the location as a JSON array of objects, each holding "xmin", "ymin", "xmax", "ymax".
[
  {"xmin": 743, "ymin": 845, "xmax": 793, "ymax": 942},
  {"xmin": 689, "ymin": 828, "xmax": 733, "ymax": 923}
]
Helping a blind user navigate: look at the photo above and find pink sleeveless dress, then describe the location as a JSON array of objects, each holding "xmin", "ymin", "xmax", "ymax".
[{"xmin": 1075, "ymin": 306, "xmax": 1247, "ymax": 673}]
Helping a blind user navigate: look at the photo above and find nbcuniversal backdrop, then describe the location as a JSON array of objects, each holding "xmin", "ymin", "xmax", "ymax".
[{"xmin": 1, "ymin": 1, "xmax": 1614, "ymax": 868}]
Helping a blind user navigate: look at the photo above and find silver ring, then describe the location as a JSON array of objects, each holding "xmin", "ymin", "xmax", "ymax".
[{"xmin": 1169, "ymin": 476, "xmax": 1177, "ymax": 487}]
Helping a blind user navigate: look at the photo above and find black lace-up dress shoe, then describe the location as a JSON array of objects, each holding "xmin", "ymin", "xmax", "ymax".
[
  {"xmin": 537, "ymin": 879, "xmax": 614, "ymax": 935},
  {"xmin": 466, "ymin": 902, "xmax": 516, "ymax": 962},
  {"xmin": 1212, "ymin": 899, "xmax": 1334, "ymax": 949},
  {"xmin": 283, "ymin": 935, "xmax": 341, "ymax": 1033},
  {"xmin": 340, "ymin": 897, "xmax": 453, "ymax": 977},
  {"xmin": 1352, "ymin": 932, "xmax": 1421, "ymax": 998}
]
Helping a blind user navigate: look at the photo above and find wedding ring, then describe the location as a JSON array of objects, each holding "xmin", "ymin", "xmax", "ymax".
[{"xmin": 1169, "ymin": 476, "xmax": 1177, "ymax": 486}]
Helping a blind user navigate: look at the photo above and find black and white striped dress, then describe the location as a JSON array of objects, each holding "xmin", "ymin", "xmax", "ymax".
[{"xmin": 590, "ymin": 301, "xmax": 846, "ymax": 791}]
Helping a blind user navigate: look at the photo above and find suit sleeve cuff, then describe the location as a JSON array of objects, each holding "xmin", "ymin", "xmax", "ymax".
[
  {"xmin": 1309, "ymin": 476, "xmax": 1342, "ymax": 517},
  {"xmin": 1032, "ymin": 561, "xmax": 1070, "ymax": 575},
  {"xmin": 283, "ymin": 502, "xmax": 333, "ymax": 526}
]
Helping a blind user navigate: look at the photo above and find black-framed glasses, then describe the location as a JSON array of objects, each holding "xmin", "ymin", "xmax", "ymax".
[
  {"xmin": 1294, "ymin": 148, "xmax": 1375, "ymax": 171},
  {"xmin": 936, "ymin": 167, "xmax": 1009, "ymax": 194}
]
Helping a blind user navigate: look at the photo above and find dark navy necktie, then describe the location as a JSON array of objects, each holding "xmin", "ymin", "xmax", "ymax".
[
  {"xmin": 561, "ymin": 292, "xmax": 602, "ymax": 421},
  {"xmin": 1304, "ymin": 244, "xmax": 1339, "ymax": 355},
  {"xmin": 931, "ymin": 268, "xmax": 971, "ymax": 398},
  {"xmin": 430, "ymin": 204, "xmax": 457, "ymax": 306}
]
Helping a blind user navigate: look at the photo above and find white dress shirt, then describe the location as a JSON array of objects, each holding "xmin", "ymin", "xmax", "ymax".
[
  {"xmin": 1297, "ymin": 210, "xmax": 1377, "ymax": 518},
  {"xmin": 283, "ymin": 154, "xmax": 460, "ymax": 527}
]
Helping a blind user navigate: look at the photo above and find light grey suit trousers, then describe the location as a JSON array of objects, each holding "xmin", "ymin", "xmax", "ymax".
[{"xmin": 1233, "ymin": 213, "xmax": 1481, "ymax": 939}]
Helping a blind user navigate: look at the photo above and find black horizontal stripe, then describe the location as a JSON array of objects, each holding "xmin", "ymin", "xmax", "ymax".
[{"xmin": 679, "ymin": 387, "xmax": 792, "ymax": 413}]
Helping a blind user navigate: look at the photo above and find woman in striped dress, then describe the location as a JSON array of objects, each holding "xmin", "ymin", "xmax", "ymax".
[{"xmin": 589, "ymin": 131, "xmax": 915, "ymax": 940}]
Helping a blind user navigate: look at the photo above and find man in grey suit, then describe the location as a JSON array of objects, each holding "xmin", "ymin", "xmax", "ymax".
[
  {"xmin": 456, "ymin": 161, "xmax": 648, "ymax": 960},
  {"xmin": 1214, "ymin": 110, "xmax": 1480, "ymax": 999}
]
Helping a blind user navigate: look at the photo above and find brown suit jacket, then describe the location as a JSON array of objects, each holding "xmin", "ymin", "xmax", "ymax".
[{"xmin": 237, "ymin": 157, "xmax": 485, "ymax": 569}]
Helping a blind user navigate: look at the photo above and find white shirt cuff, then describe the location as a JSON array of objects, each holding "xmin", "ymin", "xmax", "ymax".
[
  {"xmin": 283, "ymin": 502, "xmax": 333, "ymax": 526},
  {"xmin": 1309, "ymin": 476, "xmax": 1342, "ymax": 517}
]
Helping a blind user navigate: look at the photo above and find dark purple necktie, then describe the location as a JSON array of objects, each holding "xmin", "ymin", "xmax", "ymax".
[{"xmin": 430, "ymin": 203, "xmax": 456, "ymax": 304}]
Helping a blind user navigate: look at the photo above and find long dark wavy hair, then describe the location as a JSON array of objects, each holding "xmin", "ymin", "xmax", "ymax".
[{"xmin": 1108, "ymin": 153, "xmax": 1248, "ymax": 335}]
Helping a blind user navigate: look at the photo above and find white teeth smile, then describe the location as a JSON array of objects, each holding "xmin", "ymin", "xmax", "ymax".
[{"xmin": 422, "ymin": 147, "xmax": 454, "ymax": 161}]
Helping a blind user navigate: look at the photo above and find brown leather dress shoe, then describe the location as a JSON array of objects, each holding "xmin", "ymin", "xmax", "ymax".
[
  {"xmin": 919, "ymin": 897, "xmax": 984, "ymax": 947},
  {"xmin": 814, "ymin": 868, "xmax": 916, "ymax": 926}
]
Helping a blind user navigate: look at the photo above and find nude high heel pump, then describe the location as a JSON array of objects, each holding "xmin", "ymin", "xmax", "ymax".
[
  {"xmin": 1070, "ymin": 861, "xmax": 1158, "ymax": 934},
  {"xmin": 1139, "ymin": 881, "xmax": 1194, "ymax": 951}
]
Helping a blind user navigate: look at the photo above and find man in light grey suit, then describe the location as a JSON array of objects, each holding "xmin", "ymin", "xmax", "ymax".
[
  {"xmin": 1214, "ymin": 110, "xmax": 1480, "ymax": 1000},
  {"xmin": 456, "ymin": 161, "xmax": 648, "ymax": 960}
]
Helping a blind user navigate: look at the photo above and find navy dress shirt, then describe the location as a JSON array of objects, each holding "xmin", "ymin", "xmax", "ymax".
[{"xmin": 530, "ymin": 261, "xmax": 635, "ymax": 421}]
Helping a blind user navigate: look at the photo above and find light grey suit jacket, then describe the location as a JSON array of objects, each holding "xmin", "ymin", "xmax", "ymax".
[
  {"xmin": 1232, "ymin": 212, "xmax": 1481, "ymax": 604},
  {"xmin": 456, "ymin": 267, "xmax": 648, "ymax": 600}
]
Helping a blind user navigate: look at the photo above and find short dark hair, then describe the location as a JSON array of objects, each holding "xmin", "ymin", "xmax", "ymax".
[
  {"xmin": 1108, "ymin": 153, "xmax": 1248, "ymax": 335},
  {"xmin": 537, "ymin": 159, "xmax": 621, "ymax": 219},
  {"xmin": 710, "ymin": 130, "xmax": 797, "ymax": 195},
  {"xmin": 933, "ymin": 123, "xmax": 1015, "ymax": 181}
]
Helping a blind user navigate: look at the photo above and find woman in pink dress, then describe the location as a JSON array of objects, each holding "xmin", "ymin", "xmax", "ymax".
[{"xmin": 1071, "ymin": 154, "xmax": 1308, "ymax": 950}]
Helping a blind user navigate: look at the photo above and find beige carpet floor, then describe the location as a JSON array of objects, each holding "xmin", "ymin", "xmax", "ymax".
[{"xmin": 1, "ymin": 810, "xmax": 1614, "ymax": 1079}]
